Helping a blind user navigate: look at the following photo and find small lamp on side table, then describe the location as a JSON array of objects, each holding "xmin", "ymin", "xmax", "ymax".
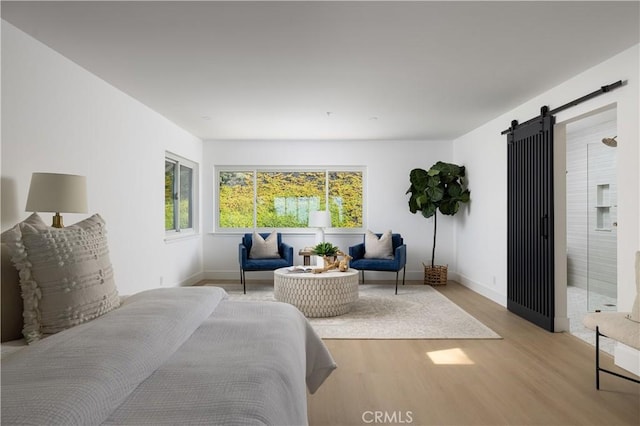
[
  {"xmin": 308, "ymin": 210, "xmax": 331, "ymax": 267},
  {"xmin": 25, "ymin": 172, "xmax": 88, "ymax": 228},
  {"xmin": 308, "ymin": 210, "xmax": 331, "ymax": 244}
]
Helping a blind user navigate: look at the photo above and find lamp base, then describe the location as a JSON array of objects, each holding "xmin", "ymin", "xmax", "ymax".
[{"xmin": 52, "ymin": 213, "xmax": 64, "ymax": 228}]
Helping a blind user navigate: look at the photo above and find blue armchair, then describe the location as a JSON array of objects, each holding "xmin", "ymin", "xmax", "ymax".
[
  {"xmin": 349, "ymin": 233, "xmax": 407, "ymax": 295},
  {"xmin": 239, "ymin": 232, "xmax": 294, "ymax": 294}
]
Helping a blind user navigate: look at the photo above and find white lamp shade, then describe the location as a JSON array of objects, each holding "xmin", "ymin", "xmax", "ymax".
[
  {"xmin": 308, "ymin": 210, "xmax": 331, "ymax": 228},
  {"xmin": 25, "ymin": 173, "xmax": 88, "ymax": 213}
]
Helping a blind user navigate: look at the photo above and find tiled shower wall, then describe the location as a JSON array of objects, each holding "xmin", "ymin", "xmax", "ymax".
[{"xmin": 566, "ymin": 112, "xmax": 617, "ymax": 299}]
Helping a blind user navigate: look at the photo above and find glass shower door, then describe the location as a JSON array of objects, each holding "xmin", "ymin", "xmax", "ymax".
[{"xmin": 586, "ymin": 142, "xmax": 617, "ymax": 312}]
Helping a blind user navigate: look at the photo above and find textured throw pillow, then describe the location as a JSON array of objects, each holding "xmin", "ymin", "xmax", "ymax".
[
  {"xmin": 5, "ymin": 213, "xmax": 120, "ymax": 343},
  {"xmin": 249, "ymin": 231, "xmax": 280, "ymax": 259},
  {"xmin": 1, "ymin": 213, "xmax": 48, "ymax": 342},
  {"xmin": 364, "ymin": 230, "xmax": 394, "ymax": 259},
  {"xmin": 1, "ymin": 243, "xmax": 24, "ymax": 342},
  {"xmin": 1, "ymin": 212, "xmax": 48, "ymax": 245}
]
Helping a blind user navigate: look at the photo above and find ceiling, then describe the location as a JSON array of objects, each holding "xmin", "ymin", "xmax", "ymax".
[{"xmin": 2, "ymin": 1, "xmax": 639, "ymax": 141}]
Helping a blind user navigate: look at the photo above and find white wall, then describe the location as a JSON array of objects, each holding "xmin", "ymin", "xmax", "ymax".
[
  {"xmin": 202, "ymin": 139, "xmax": 455, "ymax": 281},
  {"xmin": 1, "ymin": 22, "xmax": 204, "ymax": 294}
]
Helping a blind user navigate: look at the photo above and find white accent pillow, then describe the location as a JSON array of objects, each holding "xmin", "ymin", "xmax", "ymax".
[
  {"xmin": 1, "ymin": 213, "xmax": 47, "ymax": 342},
  {"xmin": 249, "ymin": 231, "xmax": 280, "ymax": 259},
  {"xmin": 1, "ymin": 212, "xmax": 46, "ymax": 245},
  {"xmin": 1, "ymin": 242, "xmax": 23, "ymax": 342},
  {"xmin": 4, "ymin": 213, "xmax": 120, "ymax": 343},
  {"xmin": 364, "ymin": 230, "xmax": 394, "ymax": 259}
]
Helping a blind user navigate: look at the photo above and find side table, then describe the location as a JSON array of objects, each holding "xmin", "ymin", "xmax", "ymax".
[{"xmin": 298, "ymin": 248, "xmax": 314, "ymax": 266}]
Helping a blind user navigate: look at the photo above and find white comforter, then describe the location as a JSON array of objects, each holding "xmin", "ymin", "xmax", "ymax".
[{"xmin": 1, "ymin": 287, "xmax": 336, "ymax": 425}]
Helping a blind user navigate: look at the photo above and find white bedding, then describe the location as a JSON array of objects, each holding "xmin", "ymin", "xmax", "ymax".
[{"xmin": 1, "ymin": 286, "xmax": 336, "ymax": 425}]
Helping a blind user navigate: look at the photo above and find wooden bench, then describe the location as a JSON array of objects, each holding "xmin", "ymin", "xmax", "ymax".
[{"xmin": 582, "ymin": 251, "xmax": 640, "ymax": 389}]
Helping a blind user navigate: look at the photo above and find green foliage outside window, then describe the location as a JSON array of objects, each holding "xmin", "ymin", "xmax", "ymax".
[
  {"xmin": 179, "ymin": 165, "xmax": 193, "ymax": 229},
  {"xmin": 329, "ymin": 171, "xmax": 363, "ymax": 228},
  {"xmin": 217, "ymin": 169, "xmax": 364, "ymax": 229},
  {"xmin": 166, "ymin": 157, "xmax": 195, "ymax": 231},
  {"xmin": 257, "ymin": 171, "xmax": 325, "ymax": 227},
  {"xmin": 165, "ymin": 200, "xmax": 192, "ymax": 230},
  {"xmin": 165, "ymin": 162, "xmax": 175, "ymax": 230},
  {"xmin": 219, "ymin": 172, "xmax": 254, "ymax": 228}
]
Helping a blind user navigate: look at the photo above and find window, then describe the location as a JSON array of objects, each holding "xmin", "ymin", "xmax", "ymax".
[
  {"xmin": 216, "ymin": 167, "xmax": 364, "ymax": 230},
  {"xmin": 218, "ymin": 171, "xmax": 254, "ymax": 228},
  {"xmin": 256, "ymin": 171, "xmax": 325, "ymax": 227},
  {"xmin": 328, "ymin": 171, "xmax": 363, "ymax": 228},
  {"xmin": 165, "ymin": 153, "xmax": 197, "ymax": 233}
]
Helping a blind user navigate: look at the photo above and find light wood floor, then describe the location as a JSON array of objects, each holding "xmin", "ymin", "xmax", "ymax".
[{"xmin": 307, "ymin": 281, "xmax": 640, "ymax": 426}]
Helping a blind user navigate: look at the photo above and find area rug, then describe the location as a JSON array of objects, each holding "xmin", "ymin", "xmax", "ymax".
[{"xmin": 205, "ymin": 283, "xmax": 501, "ymax": 339}]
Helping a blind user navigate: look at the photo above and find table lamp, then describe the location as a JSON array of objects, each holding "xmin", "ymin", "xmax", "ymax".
[
  {"xmin": 308, "ymin": 210, "xmax": 331, "ymax": 244},
  {"xmin": 25, "ymin": 172, "xmax": 88, "ymax": 228}
]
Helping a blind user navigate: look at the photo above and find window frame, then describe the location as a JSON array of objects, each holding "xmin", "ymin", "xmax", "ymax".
[
  {"xmin": 165, "ymin": 152, "xmax": 198, "ymax": 238},
  {"xmin": 214, "ymin": 165, "xmax": 366, "ymax": 233}
]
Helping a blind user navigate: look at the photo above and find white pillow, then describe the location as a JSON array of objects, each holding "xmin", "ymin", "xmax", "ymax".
[
  {"xmin": 1, "ymin": 212, "xmax": 47, "ymax": 245},
  {"xmin": 364, "ymin": 230, "xmax": 394, "ymax": 259},
  {"xmin": 1, "ymin": 213, "xmax": 47, "ymax": 342},
  {"xmin": 4, "ymin": 213, "xmax": 120, "ymax": 343},
  {"xmin": 249, "ymin": 231, "xmax": 280, "ymax": 259}
]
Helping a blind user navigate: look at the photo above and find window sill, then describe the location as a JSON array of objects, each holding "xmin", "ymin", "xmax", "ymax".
[
  {"xmin": 164, "ymin": 231, "xmax": 201, "ymax": 244},
  {"xmin": 208, "ymin": 229, "xmax": 366, "ymax": 236}
]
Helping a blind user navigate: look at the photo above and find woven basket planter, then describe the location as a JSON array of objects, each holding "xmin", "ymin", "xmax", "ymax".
[{"xmin": 423, "ymin": 263, "xmax": 448, "ymax": 286}]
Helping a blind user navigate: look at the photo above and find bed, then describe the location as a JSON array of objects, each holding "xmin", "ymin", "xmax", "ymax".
[{"xmin": 1, "ymin": 214, "xmax": 336, "ymax": 425}]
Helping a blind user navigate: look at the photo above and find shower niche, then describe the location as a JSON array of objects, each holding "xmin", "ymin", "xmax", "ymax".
[{"xmin": 595, "ymin": 184, "xmax": 612, "ymax": 231}]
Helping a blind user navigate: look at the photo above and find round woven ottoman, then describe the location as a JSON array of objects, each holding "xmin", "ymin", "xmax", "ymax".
[{"xmin": 273, "ymin": 268, "xmax": 359, "ymax": 317}]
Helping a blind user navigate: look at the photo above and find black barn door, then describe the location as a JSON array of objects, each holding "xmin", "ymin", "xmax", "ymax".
[{"xmin": 507, "ymin": 114, "xmax": 555, "ymax": 331}]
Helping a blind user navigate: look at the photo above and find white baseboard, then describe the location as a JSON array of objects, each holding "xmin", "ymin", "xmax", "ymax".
[
  {"xmin": 173, "ymin": 272, "xmax": 205, "ymax": 287},
  {"xmin": 615, "ymin": 342, "xmax": 640, "ymax": 376},
  {"xmin": 204, "ymin": 270, "xmax": 243, "ymax": 281},
  {"xmin": 554, "ymin": 317, "xmax": 570, "ymax": 333},
  {"xmin": 453, "ymin": 272, "xmax": 507, "ymax": 307},
  {"xmin": 452, "ymin": 272, "xmax": 571, "ymax": 332}
]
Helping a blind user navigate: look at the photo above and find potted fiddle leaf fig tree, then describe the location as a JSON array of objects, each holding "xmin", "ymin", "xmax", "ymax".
[{"xmin": 407, "ymin": 161, "xmax": 470, "ymax": 285}]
